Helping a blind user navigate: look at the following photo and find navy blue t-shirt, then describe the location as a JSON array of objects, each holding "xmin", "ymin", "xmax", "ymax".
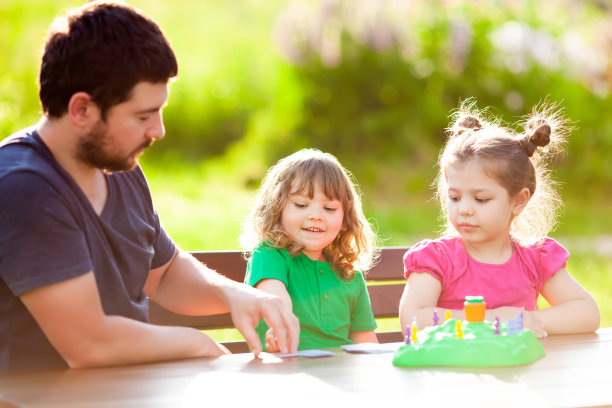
[{"xmin": 0, "ymin": 129, "xmax": 176, "ymax": 370}]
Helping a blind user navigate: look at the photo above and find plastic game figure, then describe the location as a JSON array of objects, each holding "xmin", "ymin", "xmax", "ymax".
[
  {"xmin": 455, "ymin": 320, "xmax": 463, "ymax": 338},
  {"xmin": 464, "ymin": 296, "xmax": 486, "ymax": 323},
  {"xmin": 393, "ymin": 295, "xmax": 547, "ymax": 367},
  {"xmin": 508, "ymin": 320, "xmax": 515, "ymax": 335},
  {"xmin": 410, "ymin": 318, "xmax": 419, "ymax": 342}
]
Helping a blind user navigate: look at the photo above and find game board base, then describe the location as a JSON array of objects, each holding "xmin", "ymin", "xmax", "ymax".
[{"xmin": 393, "ymin": 318, "xmax": 545, "ymax": 367}]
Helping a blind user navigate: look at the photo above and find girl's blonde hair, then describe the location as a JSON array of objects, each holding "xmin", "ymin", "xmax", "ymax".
[
  {"xmin": 240, "ymin": 149, "xmax": 379, "ymax": 278},
  {"xmin": 436, "ymin": 99, "xmax": 569, "ymax": 245}
]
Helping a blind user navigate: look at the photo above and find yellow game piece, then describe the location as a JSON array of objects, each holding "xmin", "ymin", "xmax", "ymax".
[
  {"xmin": 411, "ymin": 326, "xmax": 419, "ymax": 342},
  {"xmin": 455, "ymin": 320, "xmax": 463, "ymax": 338},
  {"xmin": 445, "ymin": 310, "xmax": 451, "ymax": 320}
]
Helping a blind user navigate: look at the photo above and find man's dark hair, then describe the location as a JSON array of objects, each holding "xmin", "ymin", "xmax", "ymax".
[{"xmin": 39, "ymin": 0, "xmax": 178, "ymax": 119}]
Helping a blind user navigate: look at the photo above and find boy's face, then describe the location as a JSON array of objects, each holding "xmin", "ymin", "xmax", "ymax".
[
  {"xmin": 76, "ymin": 81, "xmax": 168, "ymax": 171},
  {"xmin": 281, "ymin": 181, "xmax": 344, "ymax": 262}
]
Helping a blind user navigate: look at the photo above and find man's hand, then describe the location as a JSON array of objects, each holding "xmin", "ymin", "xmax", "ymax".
[
  {"xmin": 226, "ymin": 285, "xmax": 299, "ymax": 357},
  {"xmin": 145, "ymin": 251, "xmax": 299, "ymax": 357}
]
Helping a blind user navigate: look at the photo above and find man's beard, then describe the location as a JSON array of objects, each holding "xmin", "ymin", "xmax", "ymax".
[{"xmin": 76, "ymin": 120, "xmax": 153, "ymax": 173}]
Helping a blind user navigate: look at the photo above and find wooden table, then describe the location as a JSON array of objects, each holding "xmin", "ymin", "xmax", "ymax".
[{"xmin": 1, "ymin": 328, "xmax": 611, "ymax": 408}]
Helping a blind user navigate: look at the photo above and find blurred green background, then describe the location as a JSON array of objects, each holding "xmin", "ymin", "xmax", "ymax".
[{"xmin": 2, "ymin": 0, "xmax": 611, "ymax": 327}]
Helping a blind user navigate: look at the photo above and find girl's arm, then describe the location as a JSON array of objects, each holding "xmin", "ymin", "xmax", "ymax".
[
  {"xmin": 399, "ymin": 272, "xmax": 548, "ymax": 337},
  {"xmin": 399, "ymin": 272, "xmax": 443, "ymax": 329},
  {"xmin": 533, "ymin": 268, "xmax": 600, "ymax": 334}
]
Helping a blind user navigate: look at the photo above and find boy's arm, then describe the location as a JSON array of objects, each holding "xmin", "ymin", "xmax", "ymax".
[
  {"xmin": 253, "ymin": 278, "xmax": 293, "ymax": 309},
  {"xmin": 348, "ymin": 330, "xmax": 378, "ymax": 343},
  {"xmin": 533, "ymin": 268, "xmax": 600, "ymax": 334},
  {"xmin": 349, "ymin": 273, "xmax": 379, "ymax": 344}
]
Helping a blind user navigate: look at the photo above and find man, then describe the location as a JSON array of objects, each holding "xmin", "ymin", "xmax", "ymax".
[{"xmin": 0, "ymin": 0, "xmax": 298, "ymax": 370}]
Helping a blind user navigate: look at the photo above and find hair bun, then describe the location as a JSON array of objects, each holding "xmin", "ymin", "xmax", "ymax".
[
  {"xmin": 457, "ymin": 115, "xmax": 482, "ymax": 130},
  {"xmin": 531, "ymin": 124, "xmax": 551, "ymax": 146},
  {"xmin": 523, "ymin": 123, "xmax": 551, "ymax": 157},
  {"xmin": 455, "ymin": 115, "xmax": 483, "ymax": 135}
]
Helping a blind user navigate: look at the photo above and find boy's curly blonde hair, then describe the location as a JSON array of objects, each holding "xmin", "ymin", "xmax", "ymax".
[
  {"xmin": 436, "ymin": 99, "xmax": 570, "ymax": 245},
  {"xmin": 240, "ymin": 149, "xmax": 379, "ymax": 278}
]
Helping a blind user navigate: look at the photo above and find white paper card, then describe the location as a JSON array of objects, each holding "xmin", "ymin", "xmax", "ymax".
[
  {"xmin": 340, "ymin": 342, "xmax": 399, "ymax": 354},
  {"xmin": 276, "ymin": 349, "xmax": 336, "ymax": 358}
]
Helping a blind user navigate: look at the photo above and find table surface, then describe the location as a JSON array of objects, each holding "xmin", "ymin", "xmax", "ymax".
[{"xmin": 1, "ymin": 328, "xmax": 611, "ymax": 408}]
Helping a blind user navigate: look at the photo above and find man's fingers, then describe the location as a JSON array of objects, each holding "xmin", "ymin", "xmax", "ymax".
[
  {"xmin": 238, "ymin": 323, "xmax": 262, "ymax": 358},
  {"xmin": 263, "ymin": 310, "xmax": 288, "ymax": 353},
  {"xmin": 229, "ymin": 288, "xmax": 299, "ymax": 356},
  {"xmin": 286, "ymin": 313, "xmax": 300, "ymax": 352}
]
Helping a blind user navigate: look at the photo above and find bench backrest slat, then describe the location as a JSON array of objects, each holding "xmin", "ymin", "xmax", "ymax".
[{"xmin": 149, "ymin": 247, "xmax": 408, "ymax": 350}]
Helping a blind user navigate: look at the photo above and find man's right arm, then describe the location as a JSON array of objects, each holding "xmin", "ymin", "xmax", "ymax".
[{"xmin": 20, "ymin": 271, "xmax": 228, "ymax": 369}]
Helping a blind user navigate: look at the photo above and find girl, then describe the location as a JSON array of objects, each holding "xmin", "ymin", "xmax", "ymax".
[
  {"xmin": 399, "ymin": 100, "xmax": 600, "ymax": 338},
  {"xmin": 241, "ymin": 149, "xmax": 379, "ymax": 351}
]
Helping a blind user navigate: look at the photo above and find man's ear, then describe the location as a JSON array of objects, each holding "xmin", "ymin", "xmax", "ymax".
[
  {"xmin": 512, "ymin": 187, "xmax": 531, "ymax": 216},
  {"xmin": 67, "ymin": 92, "xmax": 99, "ymax": 127}
]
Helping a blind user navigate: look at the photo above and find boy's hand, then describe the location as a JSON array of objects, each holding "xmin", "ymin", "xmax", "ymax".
[{"xmin": 264, "ymin": 328, "xmax": 280, "ymax": 352}]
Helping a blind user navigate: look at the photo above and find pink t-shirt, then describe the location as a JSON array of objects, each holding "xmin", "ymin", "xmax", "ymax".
[{"xmin": 403, "ymin": 236, "xmax": 569, "ymax": 311}]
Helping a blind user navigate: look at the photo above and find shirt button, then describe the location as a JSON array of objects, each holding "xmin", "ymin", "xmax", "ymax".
[
  {"xmin": 319, "ymin": 269, "xmax": 324, "ymax": 275},
  {"xmin": 323, "ymin": 293, "xmax": 328, "ymax": 300}
]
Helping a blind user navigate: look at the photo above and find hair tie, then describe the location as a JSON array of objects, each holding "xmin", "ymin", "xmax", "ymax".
[
  {"xmin": 523, "ymin": 135, "xmax": 537, "ymax": 157},
  {"xmin": 456, "ymin": 126, "xmax": 482, "ymax": 136}
]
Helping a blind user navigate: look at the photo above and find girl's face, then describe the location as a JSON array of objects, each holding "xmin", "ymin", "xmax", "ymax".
[
  {"xmin": 281, "ymin": 181, "xmax": 344, "ymax": 261},
  {"xmin": 446, "ymin": 159, "xmax": 522, "ymax": 250}
]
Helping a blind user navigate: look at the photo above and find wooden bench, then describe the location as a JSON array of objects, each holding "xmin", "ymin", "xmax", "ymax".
[{"xmin": 149, "ymin": 247, "xmax": 408, "ymax": 352}]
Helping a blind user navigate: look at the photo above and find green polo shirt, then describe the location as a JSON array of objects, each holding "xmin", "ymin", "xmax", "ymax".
[{"xmin": 245, "ymin": 244, "xmax": 377, "ymax": 350}]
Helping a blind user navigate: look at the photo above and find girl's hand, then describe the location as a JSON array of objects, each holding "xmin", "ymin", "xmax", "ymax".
[
  {"xmin": 488, "ymin": 307, "xmax": 547, "ymax": 338},
  {"xmin": 264, "ymin": 327, "xmax": 280, "ymax": 352},
  {"xmin": 486, "ymin": 306, "xmax": 525, "ymax": 322},
  {"xmin": 522, "ymin": 310, "xmax": 547, "ymax": 338}
]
